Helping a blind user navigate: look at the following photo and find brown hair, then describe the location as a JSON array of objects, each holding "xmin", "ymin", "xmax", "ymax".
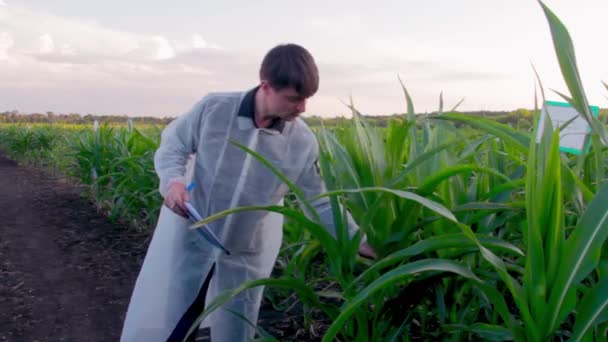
[{"xmin": 259, "ymin": 44, "xmax": 319, "ymax": 98}]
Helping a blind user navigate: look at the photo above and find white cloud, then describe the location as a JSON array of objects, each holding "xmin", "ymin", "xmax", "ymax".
[
  {"xmin": 0, "ymin": 4, "xmax": 225, "ymax": 71},
  {"xmin": 0, "ymin": 0, "xmax": 6, "ymax": 7},
  {"xmin": 170, "ymin": 35, "xmax": 222, "ymax": 55},
  {"xmin": 153, "ymin": 36, "xmax": 175, "ymax": 60},
  {"xmin": 0, "ymin": 32, "xmax": 13, "ymax": 60},
  {"xmin": 308, "ymin": 14, "xmax": 362, "ymax": 37},
  {"xmin": 191, "ymin": 34, "xmax": 208, "ymax": 49},
  {"xmin": 0, "ymin": 5, "xmax": 252, "ymax": 116},
  {"xmin": 60, "ymin": 43, "xmax": 75, "ymax": 55},
  {"xmin": 38, "ymin": 34, "xmax": 54, "ymax": 54},
  {"xmin": 1, "ymin": 5, "xmax": 211, "ymax": 62}
]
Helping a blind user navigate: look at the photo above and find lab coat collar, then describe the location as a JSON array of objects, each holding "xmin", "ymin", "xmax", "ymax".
[{"xmin": 237, "ymin": 86, "xmax": 285, "ymax": 133}]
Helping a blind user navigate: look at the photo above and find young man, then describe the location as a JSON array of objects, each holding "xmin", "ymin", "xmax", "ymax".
[{"xmin": 120, "ymin": 43, "xmax": 375, "ymax": 342}]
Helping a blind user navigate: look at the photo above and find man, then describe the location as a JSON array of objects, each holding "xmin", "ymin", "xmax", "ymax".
[{"xmin": 120, "ymin": 43, "xmax": 375, "ymax": 342}]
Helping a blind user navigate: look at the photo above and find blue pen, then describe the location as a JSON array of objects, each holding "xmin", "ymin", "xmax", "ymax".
[{"xmin": 184, "ymin": 181, "xmax": 231, "ymax": 255}]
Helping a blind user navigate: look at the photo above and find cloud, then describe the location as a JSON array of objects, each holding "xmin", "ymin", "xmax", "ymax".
[
  {"xmin": 191, "ymin": 34, "xmax": 208, "ymax": 49},
  {"xmin": 0, "ymin": 32, "xmax": 13, "ymax": 60},
  {"xmin": 0, "ymin": 4, "xmax": 240, "ymax": 116},
  {"xmin": 308, "ymin": 14, "xmax": 362, "ymax": 37},
  {"xmin": 0, "ymin": 3, "xmax": 520, "ymax": 117},
  {"xmin": 424, "ymin": 70, "xmax": 506, "ymax": 83},
  {"xmin": 152, "ymin": 36, "xmax": 175, "ymax": 60},
  {"xmin": 60, "ymin": 42, "xmax": 75, "ymax": 55},
  {"xmin": 0, "ymin": 3, "xmax": 230, "ymax": 73},
  {"xmin": 38, "ymin": 34, "xmax": 54, "ymax": 54},
  {"xmin": 0, "ymin": 0, "xmax": 6, "ymax": 6},
  {"xmin": 1, "ymin": 4, "xmax": 223, "ymax": 64}
]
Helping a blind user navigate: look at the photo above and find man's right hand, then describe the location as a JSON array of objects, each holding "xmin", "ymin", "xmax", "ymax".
[{"xmin": 164, "ymin": 182, "xmax": 190, "ymax": 217}]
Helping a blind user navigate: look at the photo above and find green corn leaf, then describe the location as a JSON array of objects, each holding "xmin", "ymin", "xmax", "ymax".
[
  {"xmin": 545, "ymin": 184, "xmax": 608, "ymax": 332},
  {"xmin": 470, "ymin": 323, "xmax": 514, "ymax": 341},
  {"xmin": 185, "ymin": 277, "xmax": 335, "ymax": 342},
  {"xmin": 230, "ymin": 141, "xmax": 318, "ymax": 221},
  {"xmin": 570, "ymin": 274, "xmax": 608, "ymax": 342},
  {"xmin": 433, "ymin": 113, "xmax": 530, "ymax": 153},
  {"xmin": 323, "ymin": 259, "xmax": 480, "ymax": 342},
  {"xmin": 313, "ymin": 186, "xmax": 457, "ymax": 222},
  {"xmin": 538, "ymin": 0, "xmax": 608, "ymax": 146}
]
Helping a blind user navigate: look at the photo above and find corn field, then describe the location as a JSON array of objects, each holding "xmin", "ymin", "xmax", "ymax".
[{"xmin": 1, "ymin": 2, "xmax": 607, "ymax": 341}]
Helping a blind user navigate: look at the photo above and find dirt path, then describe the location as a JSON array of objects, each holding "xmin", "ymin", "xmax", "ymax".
[
  {"xmin": 0, "ymin": 153, "xmax": 150, "ymax": 341},
  {"xmin": 0, "ymin": 151, "xmax": 318, "ymax": 342}
]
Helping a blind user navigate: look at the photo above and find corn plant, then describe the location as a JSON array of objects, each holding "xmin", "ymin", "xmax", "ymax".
[
  {"xmin": 68, "ymin": 123, "xmax": 162, "ymax": 228},
  {"xmin": 181, "ymin": 2, "xmax": 608, "ymax": 341}
]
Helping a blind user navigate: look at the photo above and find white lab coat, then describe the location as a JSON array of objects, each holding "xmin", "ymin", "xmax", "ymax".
[{"xmin": 120, "ymin": 88, "xmax": 358, "ymax": 342}]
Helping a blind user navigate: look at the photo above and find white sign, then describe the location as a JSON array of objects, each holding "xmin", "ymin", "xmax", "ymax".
[{"xmin": 536, "ymin": 101, "xmax": 600, "ymax": 154}]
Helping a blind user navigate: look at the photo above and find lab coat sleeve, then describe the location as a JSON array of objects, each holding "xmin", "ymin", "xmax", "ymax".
[
  {"xmin": 295, "ymin": 139, "xmax": 362, "ymax": 241},
  {"xmin": 154, "ymin": 97, "xmax": 209, "ymax": 197}
]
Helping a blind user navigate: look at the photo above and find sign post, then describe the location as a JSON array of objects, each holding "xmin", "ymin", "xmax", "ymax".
[{"xmin": 536, "ymin": 101, "xmax": 600, "ymax": 154}]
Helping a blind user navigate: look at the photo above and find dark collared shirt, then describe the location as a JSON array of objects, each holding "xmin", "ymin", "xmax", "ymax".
[{"xmin": 237, "ymin": 86, "xmax": 285, "ymax": 133}]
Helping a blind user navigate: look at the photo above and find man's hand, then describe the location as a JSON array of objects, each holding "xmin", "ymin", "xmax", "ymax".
[
  {"xmin": 164, "ymin": 182, "xmax": 190, "ymax": 217},
  {"xmin": 358, "ymin": 240, "xmax": 377, "ymax": 259}
]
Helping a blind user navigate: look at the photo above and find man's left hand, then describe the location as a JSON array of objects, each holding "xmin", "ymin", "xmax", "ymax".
[{"xmin": 358, "ymin": 241, "xmax": 377, "ymax": 259}]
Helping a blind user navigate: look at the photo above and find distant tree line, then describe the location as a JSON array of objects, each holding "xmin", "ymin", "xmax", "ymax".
[
  {"xmin": 2, "ymin": 108, "xmax": 607, "ymax": 130},
  {"xmin": 305, "ymin": 108, "xmax": 607, "ymax": 130},
  {"xmin": 0, "ymin": 110, "xmax": 173, "ymax": 125}
]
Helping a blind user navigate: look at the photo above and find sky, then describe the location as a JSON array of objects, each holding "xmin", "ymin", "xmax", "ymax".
[{"xmin": 0, "ymin": 0, "xmax": 606, "ymax": 118}]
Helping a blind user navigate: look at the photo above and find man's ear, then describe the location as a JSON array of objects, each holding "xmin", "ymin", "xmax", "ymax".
[{"xmin": 260, "ymin": 80, "xmax": 270, "ymax": 92}]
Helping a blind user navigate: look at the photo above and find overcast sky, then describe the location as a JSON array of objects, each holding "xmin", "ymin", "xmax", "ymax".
[{"xmin": 0, "ymin": 0, "xmax": 606, "ymax": 117}]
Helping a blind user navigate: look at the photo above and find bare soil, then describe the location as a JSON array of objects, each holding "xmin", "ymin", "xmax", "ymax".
[{"xmin": 0, "ymin": 152, "xmax": 318, "ymax": 342}]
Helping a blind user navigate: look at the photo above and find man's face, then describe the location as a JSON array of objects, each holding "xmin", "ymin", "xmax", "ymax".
[{"xmin": 262, "ymin": 83, "xmax": 309, "ymax": 121}]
